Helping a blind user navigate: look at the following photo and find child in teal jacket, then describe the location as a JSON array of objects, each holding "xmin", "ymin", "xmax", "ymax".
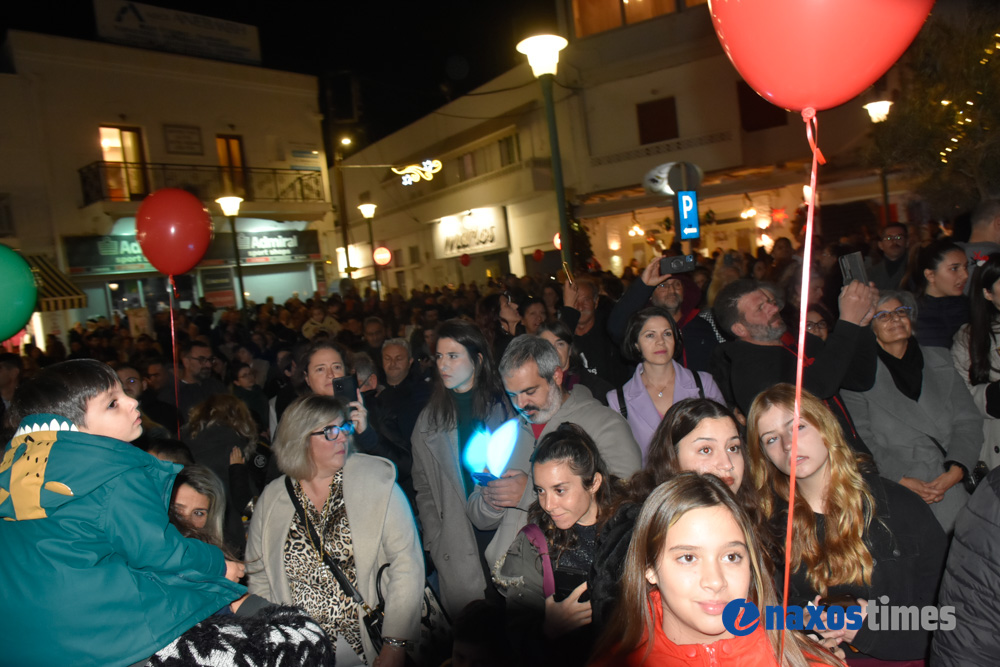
[{"xmin": 0, "ymin": 360, "xmax": 245, "ymax": 666}]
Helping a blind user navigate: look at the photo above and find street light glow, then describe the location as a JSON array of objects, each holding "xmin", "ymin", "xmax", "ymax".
[
  {"xmin": 215, "ymin": 195, "xmax": 243, "ymax": 217},
  {"xmin": 516, "ymin": 35, "xmax": 568, "ymax": 78}
]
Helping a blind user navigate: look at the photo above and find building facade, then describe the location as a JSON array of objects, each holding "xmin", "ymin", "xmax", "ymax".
[
  {"xmin": 339, "ymin": 1, "xmax": 901, "ymax": 291},
  {"xmin": 0, "ymin": 29, "xmax": 334, "ymax": 342}
]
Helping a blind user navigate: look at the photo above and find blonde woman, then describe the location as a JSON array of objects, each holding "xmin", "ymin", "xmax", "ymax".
[{"xmin": 747, "ymin": 384, "xmax": 947, "ymax": 662}]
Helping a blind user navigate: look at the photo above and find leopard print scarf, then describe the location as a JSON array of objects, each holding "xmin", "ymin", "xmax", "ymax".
[{"xmin": 283, "ymin": 471, "xmax": 366, "ymax": 663}]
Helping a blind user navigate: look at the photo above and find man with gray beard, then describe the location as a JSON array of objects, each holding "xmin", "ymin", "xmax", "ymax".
[
  {"xmin": 466, "ymin": 335, "xmax": 641, "ymax": 573},
  {"xmin": 710, "ymin": 278, "xmax": 879, "ymax": 456}
]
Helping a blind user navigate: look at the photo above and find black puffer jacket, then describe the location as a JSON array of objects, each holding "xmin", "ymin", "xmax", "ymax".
[{"xmin": 931, "ymin": 468, "xmax": 1000, "ymax": 666}]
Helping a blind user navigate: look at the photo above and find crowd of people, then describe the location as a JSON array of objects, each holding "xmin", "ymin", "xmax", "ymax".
[{"xmin": 4, "ymin": 201, "xmax": 1000, "ymax": 666}]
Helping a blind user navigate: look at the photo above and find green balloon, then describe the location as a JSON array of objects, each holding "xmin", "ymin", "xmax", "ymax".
[{"xmin": 0, "ymin": 245, "xmax": 37, "ymax": 341}]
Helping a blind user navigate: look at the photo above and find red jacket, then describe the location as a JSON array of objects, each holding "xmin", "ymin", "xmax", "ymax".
[{"xmin": 593, "ymin": 591, "xmax": 838, "ymax": 667}]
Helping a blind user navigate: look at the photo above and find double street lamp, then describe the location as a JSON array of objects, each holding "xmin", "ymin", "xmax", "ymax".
[
  {"xmin": 216, "ymin": 195, "xmax": 246, "ymax": 308},
  {"xmin": 517, "ymin": 34, "xmax": 572, "ymax": 268}
]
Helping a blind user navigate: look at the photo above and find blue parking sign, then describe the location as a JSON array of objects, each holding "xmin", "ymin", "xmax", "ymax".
[{"xmin": 678, "ymin": 191, "xmax": 700, "ymax": 240}]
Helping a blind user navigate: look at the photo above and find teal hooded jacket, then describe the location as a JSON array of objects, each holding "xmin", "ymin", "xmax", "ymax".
[{"xmin": 0, "ymin": 413, "xmax": 246, "ymax": 666}]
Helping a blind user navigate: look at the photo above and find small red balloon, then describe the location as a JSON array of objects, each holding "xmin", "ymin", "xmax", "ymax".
[
  {"xmin": 532, "ymin": 249, "xmax": 545, "ymax": 262},
  {"xmin": 136, "ymin": 189, "xmax": 214, "ymax": 276},
  {"xmin": 709, "ymin": 0, "xmax": 933, "ymax": 112},
  {"xmin": 459, "ymin": 253, "xmax": 471, "ymax": 267}
]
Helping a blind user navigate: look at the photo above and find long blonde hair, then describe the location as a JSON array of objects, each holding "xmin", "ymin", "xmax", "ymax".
[
  {"xmin": 593, "ymin": 473, "xmax": 839, "ymax": 666},
  {"xmin": 746, "ymin": 384, "xmax": 875, "ymax": 595}
]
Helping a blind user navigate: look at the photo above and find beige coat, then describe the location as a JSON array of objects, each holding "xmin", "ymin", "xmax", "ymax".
[
  {"xmin": 952, "ymin": 323, "xmax": 1000, "ymax": 469},
  {"xmin": 410, "ymin": 401, "xmax": 523, "ymax": 618},
  {"xmin": 245, "ymin": 454, "xmax": 423, "ymax": 663}
]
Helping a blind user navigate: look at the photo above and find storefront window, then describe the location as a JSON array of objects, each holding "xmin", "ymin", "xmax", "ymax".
[{"xmin": 143, "ymin": 274, "xmax": 195, "ymax": 311}]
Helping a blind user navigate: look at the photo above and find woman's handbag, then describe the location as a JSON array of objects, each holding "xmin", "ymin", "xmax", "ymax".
[
  {"xmin": 376, "ymin": 563, "xmax": 452, "ymax": 666},
  {"xmin": 927, "ymin": 436, "xmax": 989, "ymax": 495},
  {"xmin": 284, "ymin": 477, "xmax": 385, "ymax": 651}
]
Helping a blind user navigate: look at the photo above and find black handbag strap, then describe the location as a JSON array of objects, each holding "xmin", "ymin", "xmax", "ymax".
[
  {"xmin": 616, "ymin": 385, "xmax": 627, "ymax": 418},
  {"xmin": 926, "ymin": 435, "xmax": 947, "ymax": 458},
  {"xmin": 284, "ymin": 476, "xmax": 373, "ymax": 612},
  {"xmin": 693, "ymin": 370, "xmax": 705, "ymax": 399}
]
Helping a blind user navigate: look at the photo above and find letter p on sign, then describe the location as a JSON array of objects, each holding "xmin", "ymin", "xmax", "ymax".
[{"xmin": 678, "ymin": 191, "xmax": 700, "ymax": 240}]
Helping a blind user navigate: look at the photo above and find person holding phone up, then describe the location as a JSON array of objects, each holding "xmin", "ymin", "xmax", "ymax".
[
  {"xmin": 493, "ymin": 424, "xmax": 623, "ymax": 667},
  {"xmin": 294, "ymin": 339, "xmax": 382, "ymax": 459}
]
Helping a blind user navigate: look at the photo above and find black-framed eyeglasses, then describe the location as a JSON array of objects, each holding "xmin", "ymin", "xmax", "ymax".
[
  {"xmin": 881, "ymin": 234, "xmax": 906, "ymax": 242},
  {"xmin": 309, "ymin": 422, "xmax": 355, "ymax": 441},
  {"xmin": 805, "ymin": 320, "xmax": 829, "ymax": 331},
  {"xmin": 872, "ymin": 305, "xmax": 913, "ymax": 322}
]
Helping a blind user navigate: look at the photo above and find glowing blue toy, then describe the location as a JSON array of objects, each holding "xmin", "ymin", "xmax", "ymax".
[{"xmin": 462, "ymin": 419, "xmax": 519, "ymax": 485}]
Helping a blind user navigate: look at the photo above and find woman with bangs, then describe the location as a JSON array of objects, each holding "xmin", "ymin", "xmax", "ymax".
[
  {"xmin": 747, "ymin": 384, "xmax": 947, "ymax": 663},
  {"xmin": 591, "ymin": 473, "xmax": 840, "ymax": 667}
]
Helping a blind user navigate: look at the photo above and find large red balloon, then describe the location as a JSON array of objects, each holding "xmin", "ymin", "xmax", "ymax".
[
  {"xmin": 136, "ymin": 189, "xmax": 214, "ymax": 275},
  {"xmin": 709, "ymin": 0, "xmax": 934, "ymax": 112}
]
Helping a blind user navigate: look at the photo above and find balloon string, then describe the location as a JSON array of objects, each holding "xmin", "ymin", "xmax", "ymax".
[
  {"xmin": 780, "ymin": 109, "xmax": 822, "ymax": 659},
  {"xmin": 802, "ymin": 107, "xmax": 827, "ymax": 166},
  {"xmin": 168, "ymin": 275, "xmax": 181, "ymax": 439}
]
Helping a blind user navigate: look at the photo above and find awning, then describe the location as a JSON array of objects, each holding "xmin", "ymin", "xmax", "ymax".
[{"xmin": 25, "ymin": 255, "xmax": 87, "ymax": 312}]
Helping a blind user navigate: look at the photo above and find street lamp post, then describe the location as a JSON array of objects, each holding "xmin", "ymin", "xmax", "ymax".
[
  {"xmin": 215, "ymin": 195, "xmax": 246, "ymax": 308},
  {"xmin": 865, "ymin": 98, "xmax": 894, "ymax": 225},
  {"xmin": 517, "ymin": 34, "xmax": 572, "ymax": 268},
  {"xmin": 358, "ymin": 201, "xmax": 378, "ymax": 295},
  {"xmin": 334, "ymin": 136, "xmax": 355, "ymax": 279}
]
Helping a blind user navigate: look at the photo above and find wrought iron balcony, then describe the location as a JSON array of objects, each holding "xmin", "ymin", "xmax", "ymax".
[{"xmin": 78, "ymin": 161, "xmax": 327, "ymax": 206}]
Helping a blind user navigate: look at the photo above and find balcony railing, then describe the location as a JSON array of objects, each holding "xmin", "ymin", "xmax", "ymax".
[{"xmin": 78, "ymin": 161, "xmax": 327, "ymax": 206}]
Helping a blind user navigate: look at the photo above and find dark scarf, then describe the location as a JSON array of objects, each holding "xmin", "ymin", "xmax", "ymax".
[{"xmin": 877, "ymin": 336, "xmax": 923, "ymax": 401}]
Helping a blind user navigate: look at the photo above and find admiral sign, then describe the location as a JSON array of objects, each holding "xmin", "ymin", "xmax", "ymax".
[
  {"xmin": 432, "ymin": 207, "xmax": 509, "ymax": 260},
  {"xmin": 64, "ymin": 230, "xmax": 320, "ymax": 274}
]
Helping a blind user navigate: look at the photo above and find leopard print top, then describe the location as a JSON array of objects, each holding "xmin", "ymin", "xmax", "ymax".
[{"xmin": 284, "ymin": 470, "xmax": 366, "ymax": 663}]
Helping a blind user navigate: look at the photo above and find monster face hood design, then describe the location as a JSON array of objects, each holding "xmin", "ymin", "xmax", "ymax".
[{"xmin": 0, "ymin": 413, "xmax": 174, "ymax": 522}]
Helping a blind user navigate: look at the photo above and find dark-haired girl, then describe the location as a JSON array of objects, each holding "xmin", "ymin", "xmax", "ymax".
[
  {"xmin": 952, "ymin": 251, "xmax": 1000, "ymax": 470},
  {"xmin": 493, "ymin": 423, "xmax": 622, "ymax": 666},
  {"xmin": 411, "ymin": 319, "xmax": 521, "ymax": 618},
  {"xmin": 590, "ymin": 398, "xmax": 756, "ymax": 631},
  {"xmin": 591, "ymin": 474, "xmax": 841, "ymax": 667},
  {"xmin": 914, "ymin": 240, "xmax": 969, "ymax": 349}
]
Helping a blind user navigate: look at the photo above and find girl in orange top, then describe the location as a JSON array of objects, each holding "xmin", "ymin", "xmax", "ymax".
[{"xmin": 591, "ymin": 473, "xmax": 841, "ymax": 667}]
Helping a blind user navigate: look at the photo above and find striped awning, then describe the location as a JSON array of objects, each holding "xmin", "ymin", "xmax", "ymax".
[{"xmin": 24, "ymin": 255, "xmax": 87, "ymax": 312}]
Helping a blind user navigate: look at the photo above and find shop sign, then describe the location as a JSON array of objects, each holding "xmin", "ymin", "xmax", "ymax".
[
  {"xmin": 432, "ymin": 207, "xmax": 509, "ymax": 260},
  {"xmin": 64, "ymin": 230, "xmax": 321, "ymax": 275},
  {"xmin": 200, "ymin": 268, "xmax": 236, "ymax": 308}
]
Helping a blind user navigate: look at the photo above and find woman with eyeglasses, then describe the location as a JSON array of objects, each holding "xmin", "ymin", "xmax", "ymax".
[
  {"xmin": 247, "ymin": 394, "xmax": 423, "ymax": 667},
  {"xmin": 841, "ymin": 290, "xmax": 983, "ymax": 533},
  {"xmin": 952, "ymin": 252, "xmax": 1000, "ymax": 470},
  {"xmin": 804, "ymin": 303, "xmax": 835, "ymax": 342}
]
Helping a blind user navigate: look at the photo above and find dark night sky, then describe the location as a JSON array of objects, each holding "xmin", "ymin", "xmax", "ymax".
[{"xmin": 3, "ymin": 0, "xmax": 557, "ymax": 143}]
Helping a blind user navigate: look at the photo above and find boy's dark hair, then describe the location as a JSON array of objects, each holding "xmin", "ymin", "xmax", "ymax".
[{"xmin": 8, "ymin": 359, "xmax": 119, "ymax": 429}]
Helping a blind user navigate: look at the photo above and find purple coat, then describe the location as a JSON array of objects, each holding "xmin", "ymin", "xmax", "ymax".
[{"xmin": 606, "ymin": 360, "xmax": 725, "ymax": 464}]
